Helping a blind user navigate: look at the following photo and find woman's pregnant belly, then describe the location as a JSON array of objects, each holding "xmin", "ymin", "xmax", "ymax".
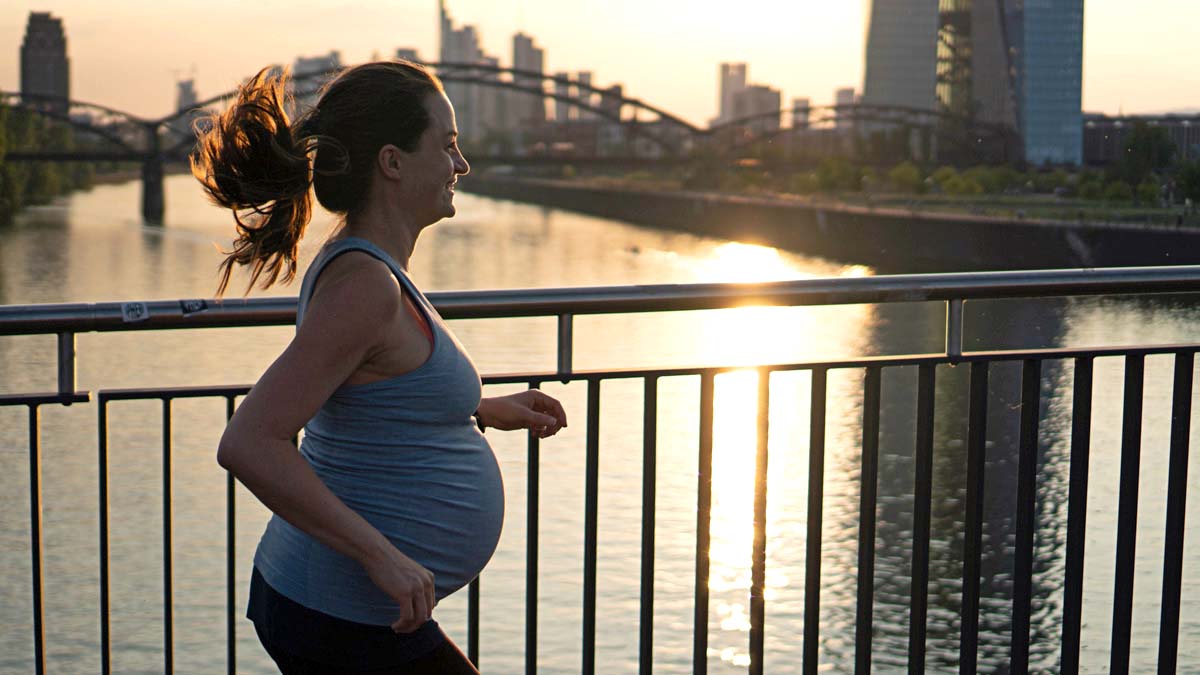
[{"xmin": 254, "ymin": 431, "xmax": 505, "ymax": 624}]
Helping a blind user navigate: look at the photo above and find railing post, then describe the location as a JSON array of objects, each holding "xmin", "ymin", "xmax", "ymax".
[
  {"xmin": 945, "ymin": 299, "xmax": 963, "ymax": 361},
  {"xmin": 557, "ymin": 313, "xmax": 573, "ymax": 380},
  {"xmin": 57, "ymin": 331, "xmax": 75, "ymax": 396}
]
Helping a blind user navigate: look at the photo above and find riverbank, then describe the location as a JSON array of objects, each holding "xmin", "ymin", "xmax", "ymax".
[{"xmin": 460, "ymin": 174, "xmax": 1200, "ymax": 272}]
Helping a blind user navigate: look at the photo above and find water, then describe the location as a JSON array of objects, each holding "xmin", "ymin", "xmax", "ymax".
[{"xmin": 1, "ymin": 175, "xmax": 1198, "ymax": 673}]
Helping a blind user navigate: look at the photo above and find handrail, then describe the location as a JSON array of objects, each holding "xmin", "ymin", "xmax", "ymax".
[{"xmin": 2, "ymin": 266, "xmax": 1200, "ymax": 336}]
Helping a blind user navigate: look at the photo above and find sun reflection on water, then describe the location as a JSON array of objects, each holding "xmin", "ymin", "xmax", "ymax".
[{"xmin": 686, "ymin": 241, "xmax": 874, "ymax": 669}]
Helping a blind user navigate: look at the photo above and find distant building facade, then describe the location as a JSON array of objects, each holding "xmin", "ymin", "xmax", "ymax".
[
  {"xmin": 714, "ymin": 63, "xmax": 747, "ymax": 126},
  {"xmin": 732, "ymin": 85, "xmax": 782, "ymax": 135},
  {"xmin": 175, "ymin": 79, "xmax": 198, "ymax": 112},
  {"xmin": 394, "ymin": 47, "xmax": 421, "ymax": 63},
  {"xmin": 20, "ymin": 12, "xmax": 70, "ymax": 113},
  {"xmin": 861, "ymin": 0, "xmax": 1083, "ymax": 164},
  {"xmin": 791, "ymin": 97, "xmax": 811, "ymax": 130},
  {"xmin": 861, "ymin": 0, "xmax": 937, "ymax": 112},
  {"xmin": 512, "ymin": 33, "xmax": 546, "ymax": 126},
  {"xmin": 835, "ymin": 87, "xmax": 857, "ymax": 129},
  {"xmin": 1018, "ymin": 0, "xmax": 1084, "ymax": 164},
  {"xmin": 1084, "ymin": 114, "xmax": 1200, "ymax": 165},
  {"xmin": 553, "ymin": 72, "xmax": 571, "ymax": 123}
]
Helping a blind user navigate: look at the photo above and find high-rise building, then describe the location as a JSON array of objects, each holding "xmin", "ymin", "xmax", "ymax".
[
  {"xmin": 576, "ymin": 71, "xmax": 595, "ymax": 120},
  {"xmin": 1019, "ymin": 0, "xmax": 1084, "ymax": 164},
  {"xmin": 835, "ymin": 87, "xmax": 857, "ymax": 129},
  {"xmin": 599, "ymin": 85, "xmax": 623, "ymax": 120},
  {"xmin": 175, "ymin": 79, "xmax": 198, "ymax": 111},
  {"xmin": 20, "ymin": 12, "xmax": 70, "ymax": 113},
  {"xmin": 791, "ymin": 98, "xmax": 811, "ymax": 130},
  {"xmin": 439, "ymin": 2, "xmax": 490, "ymax": 140},
  {"xmin": 512, "ymin": 33, "xmax": 546, "ymax": 125},
  {"xmin": 292, "ymin": 51, "xmax": 341, "ymax": 111},
  {"xmin": 861, "ymin": 1, "xmax": 937, "ymax": 112},
  {"xmin": 715, "ymin": 63, "xmax": 747, "ymax": 126},
  {"xmin": 394, "ymin": 48, "xmax": 420, "ymax": 63},
  {"xmin": 732, "ymin": 85, "xmax": 782, "ymax": 135},
  {"xmin": 862, "ymin": 0, "xmax": 1083, "ymax": 164},
  {"xmin": 553, "ymin": 72, "xmax": 571, "ymax": 123}
]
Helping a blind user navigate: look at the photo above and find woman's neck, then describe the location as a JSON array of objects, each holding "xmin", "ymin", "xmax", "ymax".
[{"xmin": 339, "ymin": 202, "xmax": 422, "ymax": 270}]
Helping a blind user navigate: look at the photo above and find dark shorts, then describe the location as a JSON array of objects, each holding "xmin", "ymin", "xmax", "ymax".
[{"xmin": 248, "ymin": 566, "xmax": 477, "ymax": 674}]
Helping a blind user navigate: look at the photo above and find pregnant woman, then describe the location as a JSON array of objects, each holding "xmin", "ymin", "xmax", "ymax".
[{"xmin": 193, "ymin": 60, "xmax": 567, "ymax": 674}]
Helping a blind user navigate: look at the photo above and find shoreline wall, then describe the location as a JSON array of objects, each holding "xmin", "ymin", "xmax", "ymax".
[{"xmin": 461, "ymin": 176, "xmax": 1200, "ymax": 273}]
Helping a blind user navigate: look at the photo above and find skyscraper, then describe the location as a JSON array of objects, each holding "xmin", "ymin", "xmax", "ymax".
[
  {"xmin": 175, "ymin": 79, "xmax": 198, "ymax": 112},
  {"xmin": 20, "ymin": 12, "xmax": 70, "ymax": 113},
  {"xmin": 439, "ymin": 2, "xmax": 488, "ymax": 140},
  {"xmin": 1019, "ymin": 0, "xmax": 1084, "ymax": 164},
  {"xmin": 732, "ymin": 85, "xmax": 782, "ymax": 135},
  {"xmin": 835, "ymin": 87, "xmax": 857, "ymax": 129},
  {"xmin": 861, "ymin": 0, "xmax": 1083, "ymax": 164},
  {"xmin": 553, "ymin": 72, "xmax": 571, "ymax": 123},
  {"xmin": 791, "ymin": 98, "xmax": 811, "ymax": 130},
  {"xmin": 292, "ymin": 51, "xmax": 341, "ymax": 111},
  {"xmin": 512, "ymin": 33, "xmax": 546, "ymax": 125},
  {"xmin": 715, "ymin": 63, "xmax": 747, "ymax": 126},
  {"xmin": 576, "ymin": 71, "xmax": 595, "ymax": 121},
  {"xmin": 861, "ymin": 1, "xmax": 937, "ymax": 112}
]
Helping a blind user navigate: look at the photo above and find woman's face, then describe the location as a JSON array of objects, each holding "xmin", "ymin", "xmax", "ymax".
[{"xmin": 399, "ymin": 92, "xmax": 470, "ymax": 225}]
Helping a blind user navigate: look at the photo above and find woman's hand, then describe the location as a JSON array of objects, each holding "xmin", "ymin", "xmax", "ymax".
[
  {"xmin": 362, "ymin": 543, "xmax": 437, "ymax": 634},
  {"xmin": 477, "ymin": 390, "xmax": 568, "ymax": 438}
]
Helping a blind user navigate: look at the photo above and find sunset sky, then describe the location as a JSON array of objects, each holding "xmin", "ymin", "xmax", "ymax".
[{"xmin": 3, "ymin": 0, "xmax": 1197, "ymax": 125}]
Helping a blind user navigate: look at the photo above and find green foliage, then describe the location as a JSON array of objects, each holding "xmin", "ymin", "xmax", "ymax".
[
  {"xmin": 1078, "ymin": 180, "xmax": 1104, "ymax": 201},
  {"xmin": 860, "ymin": 167, "xmax": 878, "ymax": 192},
  {"xmin": 1028, "ymin": 169, "xmax": 1069, "ymax": 194},
  {"xmin": 1136, "ymin": 180, "xmax": 1161, "ymax": 206},
  {"xmin": 963, "ymin": 166, "xmax": 1002, "ymax": 193},
  {"xmin": 942, "ymin": 174, "xmax": 984, "ymax": 196},
  {"xmin": 786, "ymin": 171, "xmax": 819, "ymax": 195},
  {"xmin": 0, "ymin": 102, "xmax": 7, "ymax": 164},
  {"xmin": 0, "ymin": 106, "xmax": 96, "ymax": 220},
  {"xmin": 931, "ymin": 166, "xmax": 958, "ymax": 188},
  {"xmin": 1104, "ymin": 181, "xmax": 1134, "ymax": 203},
  {"xmin": 1118, "ymin": 121, "xmax": 1175, "ymax": 186},
  {"xmin": 816, "ymin": 158, "xmax": 861, "ymax": 191},
  {"xmin": 1177, "ymin": 160, "xmax": 1200, "ymax": 202},
  {"xmin": 887, "ymin": 162, "xmax": 922, "ymax": 193}
]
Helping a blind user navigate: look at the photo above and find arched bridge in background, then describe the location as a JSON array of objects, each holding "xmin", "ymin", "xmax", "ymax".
[{"xmin": 1, "ymin": 63, "xmax": 1017, "ymax": 223}]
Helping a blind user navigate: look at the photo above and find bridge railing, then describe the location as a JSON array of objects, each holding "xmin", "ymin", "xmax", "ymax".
[{"xmin": 2, "ymin": 267, "xmax": 1197, "ymax": 674}]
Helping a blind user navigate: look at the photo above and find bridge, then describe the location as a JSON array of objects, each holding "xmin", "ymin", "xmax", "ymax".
[{"xmin": 2, "ymin": 63, "xmax": 1018, "ymax": 223}]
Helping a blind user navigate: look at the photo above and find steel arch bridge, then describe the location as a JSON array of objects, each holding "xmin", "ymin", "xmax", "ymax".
[{"xmin": 1, "ymin": 62, "xmax": 1021, "ymax": 222}]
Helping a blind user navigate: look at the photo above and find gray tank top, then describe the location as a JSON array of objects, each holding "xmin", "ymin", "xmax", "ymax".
[{"xmin": 252, "ymin": 236, "xmax": 504, "ymax": 625}]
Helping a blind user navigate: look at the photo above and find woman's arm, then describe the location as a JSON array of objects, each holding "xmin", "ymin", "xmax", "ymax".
[{"xmin": 216, "ymin": 256, "xmax": 434, "ymax": 633}]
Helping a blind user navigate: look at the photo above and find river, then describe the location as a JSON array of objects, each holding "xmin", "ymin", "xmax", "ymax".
[{"xmin": 1, "ymin": 175, "xmax": 1198, "ymax": 673}]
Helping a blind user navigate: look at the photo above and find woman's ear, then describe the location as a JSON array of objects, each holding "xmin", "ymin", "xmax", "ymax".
[{"xmin": 377, "ymin": 144, "xmax": 405, "ymax": 181}]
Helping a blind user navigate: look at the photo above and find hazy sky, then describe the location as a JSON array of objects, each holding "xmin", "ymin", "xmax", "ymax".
[{"xmin": 3, "ymin": 0, "xmax": 1197, "ymax": 125}]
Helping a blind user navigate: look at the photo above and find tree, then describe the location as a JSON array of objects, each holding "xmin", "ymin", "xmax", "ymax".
[
  {"xmin": 1177, "ymin": 160, "xmax": 1200, "ymax": 203},
  {"xmin": 1136, "ymin": 180, "xmax": 1161, "ymax": 206},
  {"xmin": 1117, "ymin": 121, "xmax": 1175, "ymax": 186},
  {"xmin": 1104, "ymin": 181, "xmax": 1133, "ymax": 203},
  {"xmin": 887, "ymin": 162, "xmax": 922, "ymax": 193},
  {"xmin": 1079, "ymin": 180, "xmax": 1104, "ymax": 201},
  {"xmin": 931, "ymin": 165, "xmax": 958, "ymax": 189}
]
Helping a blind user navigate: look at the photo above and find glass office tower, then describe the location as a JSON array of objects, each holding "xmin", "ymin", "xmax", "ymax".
[{"xmin": 1019, "ymin": 0, "xmax": 1084, "ymax": 164}]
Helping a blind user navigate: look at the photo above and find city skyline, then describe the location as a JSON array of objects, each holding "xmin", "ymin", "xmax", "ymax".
[{"xmin": 2, "ymin": 0, "xmax": 1198, "ymax": 125}]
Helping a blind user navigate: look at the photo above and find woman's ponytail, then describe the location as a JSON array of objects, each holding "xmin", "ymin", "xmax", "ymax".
[{"xmin": 191, "ymin": 68, "xmax": 315, "ymax": 296}]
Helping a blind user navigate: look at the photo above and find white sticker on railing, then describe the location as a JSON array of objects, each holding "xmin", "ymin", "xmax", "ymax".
[
  {"xmin": 121, "ymin": 302, "xmax": 149, "ymax": 323},
  {"xmin": 180, "ymin": 299, "xmax": 208, "ymax": 315}
]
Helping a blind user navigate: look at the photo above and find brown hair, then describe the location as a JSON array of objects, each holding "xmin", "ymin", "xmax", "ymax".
[{"xmin": 191, "ymin": 61, "xmax": 444, "ymax": 296}]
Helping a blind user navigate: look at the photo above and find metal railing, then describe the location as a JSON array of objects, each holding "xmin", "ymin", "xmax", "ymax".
[{"xmin": 2, "ymin": 266, "xmax": 1198, "ymax": 674}]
